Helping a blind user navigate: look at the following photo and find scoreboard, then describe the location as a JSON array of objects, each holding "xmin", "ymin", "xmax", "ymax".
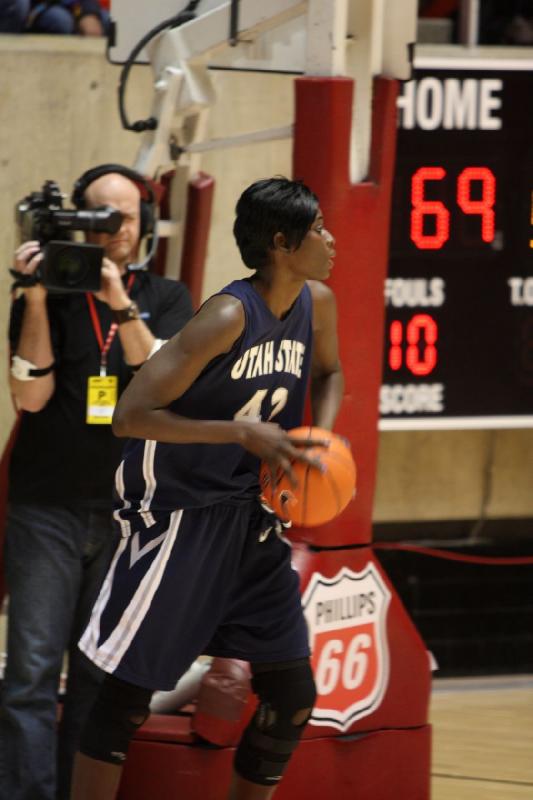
[{"xmin": 380, "ymin": 57, "xmax": 533, "ymax": 430}]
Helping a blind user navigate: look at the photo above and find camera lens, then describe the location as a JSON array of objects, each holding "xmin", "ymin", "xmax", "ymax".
[
  {"xmin": 53, "ymin": 247, "xmax": 89, "ymax": 287},
  {"xmin": 40, "ymin": 241, "xmax": 103, "ymax": 292}
]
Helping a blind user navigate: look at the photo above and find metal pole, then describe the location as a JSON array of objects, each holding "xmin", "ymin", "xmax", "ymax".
[
  {"xmin": 181, "ymin": 124, "xmax": 293, "ymax": 154},
  {"xmin": 229, "ymin": 0, "xmax": 239, "ymax": 46},
  {"xmin": 458, "ymin": 0, "xmax": 480, "ymax": 46}
]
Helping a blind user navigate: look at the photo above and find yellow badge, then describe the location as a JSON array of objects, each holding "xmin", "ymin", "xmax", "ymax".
[{"xmin": 87, "ymin": 375, "xmax": 118, "ymax": 425}]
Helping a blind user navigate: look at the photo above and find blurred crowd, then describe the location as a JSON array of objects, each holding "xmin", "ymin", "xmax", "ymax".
[
  {"xmin": 419, "ymin": 0, "xmax": 533, "ymax": 44},
  {"xmin": 0, "ymin": 0, "xmax": 110, "ymax": 36},
  {"xmin": 2, "ymin": 1, "xmax": 532, "ymax": 43}
]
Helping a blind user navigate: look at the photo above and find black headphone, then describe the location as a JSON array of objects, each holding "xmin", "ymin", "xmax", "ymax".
[{"xmin": 71, "ymin": 163, "xmax": 157, "ymax": 240}]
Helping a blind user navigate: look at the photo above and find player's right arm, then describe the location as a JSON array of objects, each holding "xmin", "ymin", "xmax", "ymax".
[
  {"xmin": 9, "ymin": 241, "xmax": 55, "ymax": 412},
  {"xmin": 113, "ymin": 295, "xmax": 320, "ymax": 478}
]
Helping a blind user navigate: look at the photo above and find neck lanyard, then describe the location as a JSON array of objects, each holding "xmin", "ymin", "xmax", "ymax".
[{"xmin": 86, "ymin": 273, "xmax": 135, "ymax": 377}]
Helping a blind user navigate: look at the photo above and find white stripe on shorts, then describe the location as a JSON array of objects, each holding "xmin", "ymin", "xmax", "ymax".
[
  {"xmin": 140, "ymin": 440, "xmax": 157, "ymax": 527},
  {"xmin": 79, "ymin": 535, "xmax": 130, "ymax": 662},
  {"xmin": 113, "ymin": 460, "xmax": 131, "ymax": 538},
  {"xmin": 80, "ymin": 509, "xmax": 183, "ymax": 675}
]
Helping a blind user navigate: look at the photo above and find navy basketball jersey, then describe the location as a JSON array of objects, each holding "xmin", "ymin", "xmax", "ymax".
[{"xmin": 115, "ymin": 279, "xmax": 313, "ymax": 521}]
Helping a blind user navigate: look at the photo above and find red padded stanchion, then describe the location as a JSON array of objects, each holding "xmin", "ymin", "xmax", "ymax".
[
  {"xmin": 292, "ymin": 545, "xmax": 430, "ymax": 737},
  {"xmin": 179, "ymin": 172, "xmax": 215, "ymax": 309},
  {"xmin": 292, "ymin": 76, "xmax": 398, "ymax": 548},
  {"xmin": 153, "ymin": 170, "xmax": 215, "ymax": 308}
]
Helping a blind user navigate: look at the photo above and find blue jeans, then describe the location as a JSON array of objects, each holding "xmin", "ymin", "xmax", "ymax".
[{"xmin": 0, "ymin": 504, "xmax": 118, "ymax": 800}]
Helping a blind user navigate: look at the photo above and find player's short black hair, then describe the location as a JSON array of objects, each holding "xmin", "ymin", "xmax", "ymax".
[{"xmin": 233, "ymin": 177, "xmax": 319, "ymax": 270}]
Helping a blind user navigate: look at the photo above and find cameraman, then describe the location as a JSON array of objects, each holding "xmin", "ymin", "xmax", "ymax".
[{"xmin": 0, "ymin": 166, "xmax": 193, "ymax": 800}]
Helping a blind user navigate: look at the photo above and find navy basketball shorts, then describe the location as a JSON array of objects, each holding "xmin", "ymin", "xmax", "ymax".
[{"xmin": 79, "ymin": 500, "xmax": 310, "ymax": 690}]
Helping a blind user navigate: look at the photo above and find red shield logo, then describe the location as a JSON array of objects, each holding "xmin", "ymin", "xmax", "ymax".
[{"xmin": 301, "ymin": 563, "xmax": 391, "ymax": 731}]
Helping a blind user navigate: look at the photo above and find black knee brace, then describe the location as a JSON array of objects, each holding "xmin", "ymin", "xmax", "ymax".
[
  {"xmin": 234, "ymin": 658, "xmax": 317, "ymax": 786},
  {"xmin": 79, "ymin": 674, "xmax": 153, "ymax": 765}
]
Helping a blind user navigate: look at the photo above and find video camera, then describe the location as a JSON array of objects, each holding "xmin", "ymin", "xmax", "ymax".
[{"xmin": 14, "ymin": 180, "xmax": 123, "ymax": 292}]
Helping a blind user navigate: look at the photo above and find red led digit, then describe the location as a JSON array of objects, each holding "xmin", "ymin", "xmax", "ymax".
[
  {"xmin": 411, "ymin": 166, "xmax": 450, "ymax": 250},
  {"xmin": 406, "ymin": 314, "xmax": 438, "ymax": 376},
  {"xmin": 389, "ymin": 320, "xmax": 403, "ymax": 370},
  {"xmin": 456, "ymin": 167, "xmax": 496, "ymax": 243}
]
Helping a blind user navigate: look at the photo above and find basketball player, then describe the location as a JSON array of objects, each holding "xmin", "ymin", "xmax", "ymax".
[{"xmin": 70, "ymin": 177, "xmax": 343, "ymax": 800}]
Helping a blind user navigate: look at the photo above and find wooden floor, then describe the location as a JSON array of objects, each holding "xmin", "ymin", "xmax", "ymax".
[{"xmin": 430, "ymin": 675, "xmax": 533, "ymax": 800}]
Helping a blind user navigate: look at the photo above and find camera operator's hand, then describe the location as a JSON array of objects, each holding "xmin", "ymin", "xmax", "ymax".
[
  {"xmin": 94, "ymin": 257, "xmax": 157, "ymax": 367},
  {"xmin": 93, "ymin": 257, "xmax": 130, "ymax": 310},
  {"xmin": 14, "ymin": 241, "xmax": 47, "ymax": 303}
]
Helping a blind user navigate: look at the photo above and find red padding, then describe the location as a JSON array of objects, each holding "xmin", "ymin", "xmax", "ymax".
[
  {"xmin": 293, "ymin": 77, "xmax": 399, "ymax": 547},
  {"xmin": 180, "ymin": 172, "xmax": 215, "ymax": 309},
  {"xmin": 119, "ymin": 725, "xmax": 431, "ymax": 800},
  {"xmin": 134, "ymin": 712, "xmax": 196, "ymax": 744},
  {"xmin": 292, "ymin": 544, "xmax": 431, "ymax": 737},
  {"xmin": 193, "ymin": 658, "xmax": 254, "ymax": 746}
]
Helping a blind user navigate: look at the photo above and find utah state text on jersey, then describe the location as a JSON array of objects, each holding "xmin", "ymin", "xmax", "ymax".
[{"xmin": 231, "ymin": 339, "xmax": 306, "ymax": 380}]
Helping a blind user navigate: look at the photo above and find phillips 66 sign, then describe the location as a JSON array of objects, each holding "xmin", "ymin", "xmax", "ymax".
[{"xmin": 302, "ymin": 563, "xmax": 392, "ymax": 731}]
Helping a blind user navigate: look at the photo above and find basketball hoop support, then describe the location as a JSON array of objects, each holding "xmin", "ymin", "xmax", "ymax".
[
  {"xmin": 134, "ymin": 0, "xmax": 306, "ymax": 175},
  {"xmin": 131, "ymin": 0, "xmax": 417, "ymax": 278}
]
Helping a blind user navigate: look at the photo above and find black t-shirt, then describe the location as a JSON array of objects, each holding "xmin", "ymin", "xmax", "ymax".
[{"xmin": 8, "ymin": 272, "xmax": 193, "ymax": 508}]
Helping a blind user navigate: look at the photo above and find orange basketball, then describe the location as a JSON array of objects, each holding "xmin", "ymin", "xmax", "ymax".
[{"xmin": 260, "ymin": 426, "xmax": 356, "ymax": 527}]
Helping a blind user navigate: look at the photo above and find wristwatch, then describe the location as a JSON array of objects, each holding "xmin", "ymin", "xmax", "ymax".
[
  {"xmin": 11, "ymin": 355, "xmax": 55, "ymax": 381},
  {"xmin": 113, "ymin": 301, "xmax": 141, "ymax": 324}
]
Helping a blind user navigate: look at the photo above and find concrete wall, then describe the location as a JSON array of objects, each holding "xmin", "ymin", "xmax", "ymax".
[
  {"xmin": 374, "ymin": 429, "xmax": 533, "ymax": 525},
  {"xmin": 1, "ymin": 35, "xmax": 532, "ymax": 531}
]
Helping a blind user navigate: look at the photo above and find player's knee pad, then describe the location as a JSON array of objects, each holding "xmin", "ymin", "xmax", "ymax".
[
  {"xmin": 234, "ymin": 658, "xmax": 316, "ymax": 786},
  {"xmin": 79, "ymin": 674, "xmax": 153, "ymax": 765}
]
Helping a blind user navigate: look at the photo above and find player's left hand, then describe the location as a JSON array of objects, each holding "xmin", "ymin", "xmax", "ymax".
[
  {"xmin": 93, "ymin": 258, "xmax": 130, "ymax": 310},
  {"xmin": 240, "ymin": 420, "xmax": 327, "ymax": 489}
]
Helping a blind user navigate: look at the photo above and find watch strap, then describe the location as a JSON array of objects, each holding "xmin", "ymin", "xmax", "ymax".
[{"xmin": 113, "ymin": 302, "xmax": 141, "ymax": 324}]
